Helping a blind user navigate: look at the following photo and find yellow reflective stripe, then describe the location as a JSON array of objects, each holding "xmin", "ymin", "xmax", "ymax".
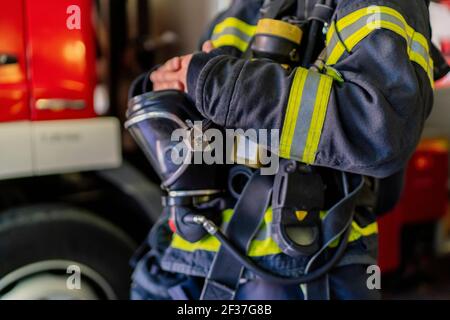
[
  {"xmin": 326, "ymin": 6, "xmax": 434, "ymax": 86},
  {"xmin": 352, "ymin": 220, "xmax": 378, "ymax": 237},
  {"xmin": 335, "ymin": 6, "xmax": 414, "ymax": 38},
  {"xmin": 329, "ymin": 221, "xmax": 378, "ymax": 248},
  {"xmin": 428, "ymin": 59, "xmax": 435, "ymax": 87},
  {"xmin": 326, "ymin": 21, "xmax": 347, "ymax": 65},
  {"xmin": 327, "ymin": 42, "xmax": 346, "ymax": 66},
  {"xmin": 279, "ymin": 68, "xmax": 308, "ymax": 158},
  {"xmin": 213, "ymin": 17, "xmax": 257, "ymax": 38},
  {"xmin": 280, "ymin": 68, "xmax": 333, "ymax": 164},
  {"xmin": 413, "ymin": 31, "xmax": 429, "ymax": 53},
  {"xmin": 171, "ymin": 208, "xmax": 282, "ymax": 257},
  {"xmin": 302, "ymin": 73, "xmax": 333, "ymax": 164},
  {"xmin": 171, "ymin": 207, "xmax": 376, "ymax": 255},
  {"xmin": 171, "ymin": 233, "xmax": 221, "ymax": 253},
  {"xmin": 410, "ymin": 51, "xmax": 430, "ymax": 78},
  {"xmin": 326, "ymin": 20, "xmax": 336, "ymax": 46},
  {"xmin": 222, "ymin": 208, "xmax": 234, "ymax": 223},
  {"xmin": 212, "ymin": 35, "xmax": 250, "ymax": 52},
  {"xmin": 171, "ymin": 234, "xmax": 284, "ymax": 257},
  {"xmin": 211, "ymin": 17, "xmax": 256, "ymax": 52},
  {"xmin": 248, "ymin": 238, "xmax": 283, "ymax": 256},
  {"xmin": 344, "ymin": 21, "xmax": 409, "ymax": 51}
]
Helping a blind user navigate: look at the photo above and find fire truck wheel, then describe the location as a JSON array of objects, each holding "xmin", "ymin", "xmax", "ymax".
[{"xmin": 0, "ymin": 204, "xmax": 137, "ymax": 300}]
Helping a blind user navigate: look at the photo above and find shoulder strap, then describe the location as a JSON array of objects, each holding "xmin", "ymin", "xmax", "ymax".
[{"xmin": 200, "ymin": 171, "xmax": 274, "ymax": 300}]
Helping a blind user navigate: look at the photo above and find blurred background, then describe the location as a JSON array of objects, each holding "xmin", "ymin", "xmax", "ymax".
[{"xmin": 0, "ymin": 0, "xmax": 448, "ymax": 300}]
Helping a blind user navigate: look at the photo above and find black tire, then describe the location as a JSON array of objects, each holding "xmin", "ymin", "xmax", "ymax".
[{"xmin": 0, "ymin": 204, "xmax": 137, "ymax": 300}]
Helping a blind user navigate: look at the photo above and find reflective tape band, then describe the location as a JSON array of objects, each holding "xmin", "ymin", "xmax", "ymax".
[
  {"xmin": 280, "ymin": 68, "xmax": 333, "ymax": 164},
  {"xmin": 211, "ymin": 17, "xmax": 257, "ymax": 52},
  {"xmin": 171, "ymin": 231, "xmax": 283, "ymax": 257},
  {"xmin": 212, "ymin": 35, "xmax": 251, "ymax": 52},
  {"xmin": 326, "ymin": 6, "xmax": 434, "ymax": 87},
  {"xmin": 170, "ymin": 207, "xmax": 377, "ymax": 256},
  {"xmin": 211, "ymin": 27, "xmax": 252, "ymax": 43},
  {"xmin": 171, "ymin": 208, "xmax": 282, "ymax": 257},
  {"xmin": 213, "ymin": 17, "xmax": 256, "ymax": 37},
  {"xmin": 326, "ymin": 21, "xmax": 348, "ymax": 65},
  {"xmin": 303, "ymin": 73, "xmax": 333, "ymax": 163},
  {"xmin": 280, "ymin": 68, "xmax": 309, "ymax": 158},
  {"xmin": 329, "ymin": 221, "xmax": 378, "ymax": 248}
]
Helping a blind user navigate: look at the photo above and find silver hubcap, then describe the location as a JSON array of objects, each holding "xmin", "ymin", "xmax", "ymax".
[{"xmin": 0, "ymin": 260, "xmax": 117, "ymax": 300}]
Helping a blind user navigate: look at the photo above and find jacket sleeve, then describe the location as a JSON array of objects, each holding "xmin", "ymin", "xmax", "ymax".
[{"xmin": 186, "ymin": 2, "xmax": 434, "ymax": 178}]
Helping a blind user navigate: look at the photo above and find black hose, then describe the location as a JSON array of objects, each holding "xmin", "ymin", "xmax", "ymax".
[
  {"xmin": 301, "ymin": 0, "xmax": 335, "ymax": 66},
  {"xmin": 301, "ymin": 0, "xmax": 324, "ymax": 65},
  {"xmin": 211, "ymin": 222, "xmax": 351, "ymax": 284}
]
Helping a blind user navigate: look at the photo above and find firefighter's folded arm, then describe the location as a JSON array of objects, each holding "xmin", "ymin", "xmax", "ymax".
[{"xmin": 186, "ymin": 29, "xmax": 434, "ymax": 179}]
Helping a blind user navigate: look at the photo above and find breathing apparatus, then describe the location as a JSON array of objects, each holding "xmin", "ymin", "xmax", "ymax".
[
  {"xmin": 126, "ymin": 87, "xmax": 227, "ymax": 243},
  {"xmin": 125, "ymin": 0, "xmax": 365, "ymax": 286}
]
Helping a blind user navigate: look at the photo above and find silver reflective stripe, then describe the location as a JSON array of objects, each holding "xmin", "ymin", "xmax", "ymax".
[
  {"xmin": 211, "ymin": 27, "xmax": 252, "ymax": 43},
  {"xmin": 342, "ymin": 13, "xmax": 406, "ymax": 44},
  {"xmin": 327, "ymin": 27, "xmax": 342, "ymax": 58},
  {"xmin": 254, "ymin": 224, "xmax": 271, "ymax": 241},
  {"xmin": 289, "ymin": 71, "xmax": 322, "ymax": 160},
  {"xmin": 326, "ymin": 10, "xmax": 433, "ymax": 85},
  {"xmin": 411, "ymin": 40, "xmax": 431, "ymax": 65},
  {"xmin": 328, "ymin": 12, "xmax": 408, "ymax": 57}
]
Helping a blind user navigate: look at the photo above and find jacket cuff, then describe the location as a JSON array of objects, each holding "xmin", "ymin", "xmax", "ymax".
[
  {"xmin": 187, "ymin": 52, "xmax": 212, "ymax": 101},
  {"xmin": 187, "ymin": 47, "xmax": 234, "ymax": 102}
]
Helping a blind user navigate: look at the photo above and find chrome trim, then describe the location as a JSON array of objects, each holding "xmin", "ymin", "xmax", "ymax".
[
  {"xmin": 36, "ymin": 99, "xmax": 86, "ymax": 111},
  {"xmin": 127, "ymin": 90, "xmax": 181, "ymax": 110},
  {"xmin": 0, "ymin": 260, "xmax": 116, "ymax": 300},
  {"xmin": 162, "ymin": 159, "xmax": 191, "ymax": 188},
  {"xmin": 127, "ymin": 92, "xmax": 152, "ymax": 110},
  {"xmin": 168, "ymin": 189, "xmax": 223, "ymax": 197},
  {"xmin": 124, "ymin": 111, "xmax": 188, "ymax": 130},
  {"xmin": 125, "ymin": 108, "xmax": 195, "ymax": 188}
]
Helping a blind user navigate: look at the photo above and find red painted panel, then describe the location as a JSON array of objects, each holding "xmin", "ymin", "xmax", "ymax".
[
  {"xmin": 0, "ymin": 0, "xmax": 30, "ymax": 122},
  {"xmin": 26, "ymin": 0, "xmax": 96, "ymax": 120},
  {"xmin": 378, "ymin": 139, "xmax": 449, "ymax": 273},
  {"xmin": 400, "ymin": 143, "xmax": 449, "ymax": 224},
  {"xmin": 378, "ymin": 208, "xmax": 402, "ymax": 272}
]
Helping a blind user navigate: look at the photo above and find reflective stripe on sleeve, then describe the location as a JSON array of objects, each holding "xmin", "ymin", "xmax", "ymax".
[
  {"xmin": 326, "ymin": 6, "xmax": 434, "ymax": 87},
  {"xmin": 280, "ymin": 68, "xmax": 333, "ymax": 164},
  {"xmin": 211, "ymin": 17, "xmax": 257, "ymax": 52}
]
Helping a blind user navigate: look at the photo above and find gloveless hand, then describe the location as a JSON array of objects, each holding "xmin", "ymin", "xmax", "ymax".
[{"xmin": 150, "ymin": 41, "xmax": 215, "ymax": 92}]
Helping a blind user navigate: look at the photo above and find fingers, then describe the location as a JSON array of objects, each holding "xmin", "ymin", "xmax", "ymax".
[
  {"xmin": 160, "ymin": 56, "xmax": 181, "ymax": 72},
  {"xmin": 202, "ymin": 40, "xmax": 215, "ymax": 53},
  {"xmin": 149, "ymin": 54, "xmax": 192, "ymax": 92},
  {"xmin": 153, "ymin": 80, "xmax": 184, "ymax": 91},
  {"xmin": 150, "ymin": 69, "xmax": 181, "ymax": 83}
]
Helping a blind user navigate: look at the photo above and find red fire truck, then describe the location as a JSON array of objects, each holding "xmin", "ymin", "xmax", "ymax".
[
  {"xmin": 0, "ymin": 0, "xmax": 160, "ymax": 299},
  {"xmin": 0, "ymin": 0, "xmax": 448, "ymax": 300}
]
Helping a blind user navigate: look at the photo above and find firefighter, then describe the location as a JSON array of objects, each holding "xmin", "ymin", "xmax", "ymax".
[{"xmin": 130, "ymin": 0, "xmax": 439, "ymax": 300}]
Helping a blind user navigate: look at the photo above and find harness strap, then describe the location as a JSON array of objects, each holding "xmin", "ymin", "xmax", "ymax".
[
  {"xmin": 200, "ymin": 171, "xmax": 274, "ymax": 300},
  {"xmin": 304, "ymin": 173, "xmax": 365, "ymax": 300}
]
